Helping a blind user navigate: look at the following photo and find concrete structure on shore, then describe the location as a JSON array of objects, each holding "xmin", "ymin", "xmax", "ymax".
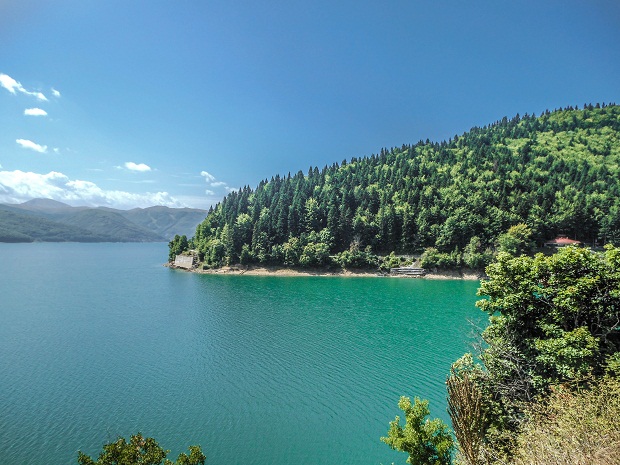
[
  {"xmin": 173, "ymin": 254, "xmax": 196, "ymax": 269},
  {"xmin": 390, "ymin": 266, "xmax": 427, "ymax": 277}
]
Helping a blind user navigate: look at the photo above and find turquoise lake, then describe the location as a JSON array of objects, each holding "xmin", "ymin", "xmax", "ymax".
[{"xmin": 0, "ymin": 243, "xmax": 483, "ymax": 465}]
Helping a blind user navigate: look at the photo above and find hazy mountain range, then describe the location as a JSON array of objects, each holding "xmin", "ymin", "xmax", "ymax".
[{"xmin": 0, "ymin": 199, "xmax": 207, "ymax": 243}]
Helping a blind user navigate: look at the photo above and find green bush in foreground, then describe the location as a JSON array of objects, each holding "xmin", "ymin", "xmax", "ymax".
[
  {"xmin": 385, "ymin": 246, "xmax": 620, "ymax": 464},
  {"xmin": 77, "ymin": 433, "xmax": 205, "ymax": 465},
  {"xmin": 382, "ymin": 396, "xmax": 454, "ymax": 465}
]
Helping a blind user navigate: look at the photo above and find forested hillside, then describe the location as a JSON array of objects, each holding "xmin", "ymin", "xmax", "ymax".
[{"xmin": 189, "ymin": 104, "xmax": 620, "ymax": 268}]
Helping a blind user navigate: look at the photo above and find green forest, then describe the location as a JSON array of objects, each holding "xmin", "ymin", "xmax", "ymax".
[
  {"xmin": 172, "ymin": 104, "xmax": 620, "ymax": 270},
  {"xmin": 155, "ymin": 105, "xmax": 620, "ymax": 464}
]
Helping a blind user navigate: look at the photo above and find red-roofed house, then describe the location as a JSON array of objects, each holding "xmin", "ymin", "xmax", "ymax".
[{"xmin": 544, "ymin": 236, "xmax": 582, "ymax": 248}]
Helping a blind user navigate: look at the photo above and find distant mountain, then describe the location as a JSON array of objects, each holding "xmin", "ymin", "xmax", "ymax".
[
  {"xmin": 56, "ymin": 209, "xmax": 165, "ymax": 242},
  {"xmin": 17, "ymin": 198, "xmax": 80, "ymax": 212},
  {"xmin": 0, "ymin": 208, "xmax": 113, "ymax": 243},
  {"xmin": 0, "ymin": 200, "xmax": 207, "ymax": 243},
  {"xmin": 113, "ymin": 206, "xmax": 208, "ymax": 239}
]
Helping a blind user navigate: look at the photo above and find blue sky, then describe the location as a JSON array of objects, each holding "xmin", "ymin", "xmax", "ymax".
[{"xmin": 1, "ymin": 1, "xmax": 619, "ymax": 209}]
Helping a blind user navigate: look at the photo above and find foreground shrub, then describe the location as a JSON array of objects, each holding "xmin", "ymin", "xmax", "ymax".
[
  {"xmin": 78, "ymin": 433, "xmax": 206, "ymax": 465},
  {"xmin": 512, "ymin": 377, "xmax": 620, "ymax": 465},
  {"xmin": 447, "ymin": 355, "xmax": 488, "ymax": 465},
  {"xmin": 382, "ymin": 396, "xmax": 454, "ymax": 465}
]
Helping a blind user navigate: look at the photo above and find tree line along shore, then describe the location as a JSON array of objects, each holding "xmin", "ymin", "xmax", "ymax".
[{"xmin": 169, "ymin": 104, "xmax": 620, "ymax": 274}]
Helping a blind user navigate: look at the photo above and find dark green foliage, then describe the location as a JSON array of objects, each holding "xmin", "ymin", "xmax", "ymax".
[
  {"xmin": 379, "ymin": 251, "xmax": 408, "ymax": 271},
  {"xmin": 391, "ymin": 243, "xmax": 620, "ymax": 464},
  {"xmin": 495, "ymin": 224, "xmax": 534, "ymax": 256},
  {"xmin": 478, "ymin": 246, "xmax": 620, "ymax": 390},
  {"xmin": 463, "ymin": 237, "xmax": 494, "ymax": 270},
  {"xmin": 469, "ymin": 245, "xmax": 620, "ymax": 459},
  {"xmin": 332, "ymin": 246, "xmax": 379, "ymax": 269},
  {"xmin": 168, "ymin": 234, "xmax": 189, "ymax": 261},
  {"xmin": 420, "ymin": 247, "xmax": 462, "ymax": 269},
  {"xmin": 77, "ymin": 433, "xmax": 205, "ymax": 465},
  {"xmin": 192, "ymin": 105, "xmax": 620, "ymax": 268},
  {"xmin": 239, "ymin": 243, "xmax": 253, "ymax": 264}
]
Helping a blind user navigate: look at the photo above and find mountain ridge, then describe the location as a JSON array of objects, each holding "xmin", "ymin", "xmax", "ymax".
[{"xmin": 0, "ymin": 200, "xmax": 207, "ymax": 243}]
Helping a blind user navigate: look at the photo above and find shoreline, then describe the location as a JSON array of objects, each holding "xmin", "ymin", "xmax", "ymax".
[{"xmin": 166, "ymin": 263, "xmax": 484, "ymax": 280}]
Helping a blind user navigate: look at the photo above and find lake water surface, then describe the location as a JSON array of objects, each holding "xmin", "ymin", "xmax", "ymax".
[{"xmin": 0, "ymin": 243, "xmax": 483, "ymax": 465}]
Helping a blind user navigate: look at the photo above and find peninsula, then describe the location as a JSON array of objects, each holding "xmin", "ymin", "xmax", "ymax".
[{"xmin": 170, "ymin": 105, "xmax": 620, "ymax": 273}]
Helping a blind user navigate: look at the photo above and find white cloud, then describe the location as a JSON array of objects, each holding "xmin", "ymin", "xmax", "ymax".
[
  {"xmin": 24, "ymin": 108, "xmax": 47, "ymax": 116},
  {"xmin": 0, "ymin": 73, "xmax": 21, "ymax": 94},
  {"xmin": 16, "ymin": 139, "xmax": 47, "ymax": 153},
  {"xmin": 52, "ymin": 88, "xmax": 61, "ymax": 97},
  {"xmin": 200, "ymin": 171, "xmax": 216, "ymax": 182},
  {"xmin": 200, "ymin": 170, "xmax": 236, "ymax": 194},
  {"xmin": 53, "ymin": 148, "xmax": 60, "ymax": 154},
  {"xmin": 0, "ymin": 73, "xmax": 47, "ymax": 100},
  {"xmin": 174, "ymin": 194, "xmax": 215, "ymax": 210},
  {"xmin": 124, "ymin": 162, "xmax": 151, "ymax": 172},
  {"xmin": 0, "ymin": 169, "xmax": 184, "ymax": 209}
]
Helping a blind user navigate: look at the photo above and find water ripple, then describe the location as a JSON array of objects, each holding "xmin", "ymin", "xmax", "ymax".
[{"xmin": 0, "ymin": 244, "xmax": 482, "ymax": 465}]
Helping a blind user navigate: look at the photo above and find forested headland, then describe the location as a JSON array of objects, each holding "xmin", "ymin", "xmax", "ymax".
[{"xmin": 171, "ymin": 104, "xmax": 620, "ymax": 270}]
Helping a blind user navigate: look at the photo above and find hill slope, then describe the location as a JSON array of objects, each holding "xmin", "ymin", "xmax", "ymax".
[
  {"xmin": 0, "ymin": 208, "xmax": 113, "ymax": 242},
  {"xmin": 116, "ymin": 206, "xmax": 209, "ymax": 239},
  {"xmin": 191, "ymin": 104, "xmax": 620, "ymax": 267},
  {"xmin": 57, "ymin": 209, "xmax": 165, "ymax": 242},
  {"xmin": 0, "ymin": 201, "xmax": 207, "ymax": 243}
]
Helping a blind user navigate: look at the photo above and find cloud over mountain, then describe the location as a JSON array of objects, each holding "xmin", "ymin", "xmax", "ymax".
[
  {"xmin": 200, "ymin": 170, "xmax": 236, "ymax": 194},
  {"xmin": 0, "ymin": 169, "xmax": 183, "ymax": 209}
]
